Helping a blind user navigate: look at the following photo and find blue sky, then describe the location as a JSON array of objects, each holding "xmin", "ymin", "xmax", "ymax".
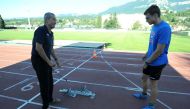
[{"xmin": 0, "ymin": 0, "xmax": 134, "ymax": 19}]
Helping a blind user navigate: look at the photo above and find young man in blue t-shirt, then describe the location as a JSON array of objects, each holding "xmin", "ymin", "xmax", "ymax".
[{"xmin": 133, "ymin": 5, "xmax": 172, "ymax": 109}]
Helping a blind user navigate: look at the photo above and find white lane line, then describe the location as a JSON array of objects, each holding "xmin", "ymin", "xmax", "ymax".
[
  {"xmin": 17, "ymin": 50, "xmax": 100, "ymax": 109},
  {"xmin": 0, "ymin": 94, "xmax": 67, "ymax": 109},
  {"xmin": 4, "ymin": 77, "xmax": 35, "ymax": 91},
  {"xmin": 62, "ymin": 79, "xmax": 190, "ymax": 96},
  {"xmin": 0, "ymin": 70, "xmax": 36, "ymax": 77},
  {"xmin": 61, "ymin": 66, "xmax": 185, "ymax": 79},
  {"xmin": 20, "ymin": 66, "xmax": 31, "ymax": 70},
  {"xmin": 100, "ymin": 53, "xmax": 173, "ymax": 109}
]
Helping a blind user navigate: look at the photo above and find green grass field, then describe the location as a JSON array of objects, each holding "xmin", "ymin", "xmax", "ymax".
[{"xmin": 0, "ymin": 30, "xmax": 190, "ymax": 52}]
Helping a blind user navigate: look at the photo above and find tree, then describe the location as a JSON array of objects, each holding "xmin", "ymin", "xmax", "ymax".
[
  {"xmin": 104, "ymin": 13, "xmax": 120, "ymax": 29},
  {"xmin": 96, "ymin": 16, "xmax": 102, "ymax": 28},
  {"xmin": 0, "ymin": 14, "xmax": 5, "ymax": 29},
  {"xmin": 132, "ymin": 21, "xmax": 142, "ymax": 30},
  {"xmin": 184, "ymin": 18, "xmax": 190, "ymax": 30},
  {"xmin": 112, "ymin": 13, "xmax": 119, "ymax": 28},
  {"xmin": 58, "ymin": 19, "xmax": 66, "ymax": 27}
]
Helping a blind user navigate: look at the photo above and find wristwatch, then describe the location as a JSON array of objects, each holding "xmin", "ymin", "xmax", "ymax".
[{"xmin": 145, "ymin": 61, "xmax": 150, "ymax": 65}]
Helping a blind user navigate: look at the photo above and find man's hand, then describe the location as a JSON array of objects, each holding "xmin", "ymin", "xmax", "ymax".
[
  {"xmin": 143, "ymin": 62, "xmax": 148, "ymax": 69},
  {"xmin": 48, "ymin": 61, "xmax": 56, "ymax": 67},
  {"xmin": 142, "ymin": 55, "xmax": 147, "ymax": 61},
  {"xmin": 142, "ymin": 52, "xmax": 147, "ymax": 61},
  {"xmin": 55, "ymin": 59, "xmax": 61, "ymax": 67},
  {"xmin": 51, "ymin": 49, "xmax": 61, "ymax": 67},
  {"xmin": 144, "ymin": 44, "xmax": 165, "ymax": 64},
  {"xmin": 36, "ymin": 43, "xmax": 55, "ymax": 67}
]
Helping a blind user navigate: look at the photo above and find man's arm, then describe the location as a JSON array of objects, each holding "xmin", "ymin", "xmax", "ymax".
[
  {"xmin": 51, "ymin": 49, "xmax": 58, "ymax": 61},
  {"xmin": 36, "ymin": 43, "xmax": 55, "ymax": 67},
  {"xmin": 142, "ymin": 52, "xmax": 148, "ymax": 61},
  {"xmin": 144, "ymin": 26, "xmax": 171, "ymax": 68},
  {"xmin": 51, "ymin": 49, "xmax": 60, "ymax": 67},
  {"xmin": 145, "ymin": 44, "xmax": 166, "ymax": 64}
]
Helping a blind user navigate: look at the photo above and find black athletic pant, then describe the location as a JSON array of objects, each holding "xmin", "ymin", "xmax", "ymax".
[{"xmin": 31, "ymin": 55, "xmax": 53, "ymax": 109}]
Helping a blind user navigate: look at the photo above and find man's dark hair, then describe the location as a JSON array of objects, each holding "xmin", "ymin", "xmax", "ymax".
[
  {"xmin": 144, "ymin": 5, "xmax": 161, "ymax": 17},
  {"xmin": 44, "ymin": 12, "xmax": 55, "ymax": 23}
]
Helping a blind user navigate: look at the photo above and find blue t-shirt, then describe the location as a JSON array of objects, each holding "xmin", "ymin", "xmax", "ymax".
[
  {"xmin": 31, "ymin": 25, "xmax": 54, "ymax": 59},
  {"xmin": 147, "ymin": 21, "xmax": 171, "ymax": 66}
]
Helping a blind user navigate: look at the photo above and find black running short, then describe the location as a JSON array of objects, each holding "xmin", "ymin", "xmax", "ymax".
[{"xmin": 143, "ymin": 64, "xmax": 166, "ymax": 80}]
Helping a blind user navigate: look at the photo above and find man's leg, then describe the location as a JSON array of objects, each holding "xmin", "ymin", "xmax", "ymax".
[
  {"xmin": 48, "ymin": 67, "xmax": 61, "ymax": 104},
  {"xmin": 148, "ymin": 65, "xmax": 165, "ymax": 106},
  {"xmin": 149, "ymin": 80, "xmax": 158, "ymax": 105},
  {"xmin": 32, "ymin": 57, "xmax": 50, "ymax": 109},
  {"xmin": 142, "ymin": 74, "xmax": 149, "ymax": 95},
  {"xmin": 48, "ymin": 67, "xmax": 54, "ymax": 102},
  {"xmin": 142, "ymin": 65, "xmax": 164, "ymax": 109},
  {"xmin": 133, "ymin": 74, "xmax": 149, "ymax": 99},
  {"xmin": 37, "ymin": 65, "xmax": 50, "ymax": 109}
]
